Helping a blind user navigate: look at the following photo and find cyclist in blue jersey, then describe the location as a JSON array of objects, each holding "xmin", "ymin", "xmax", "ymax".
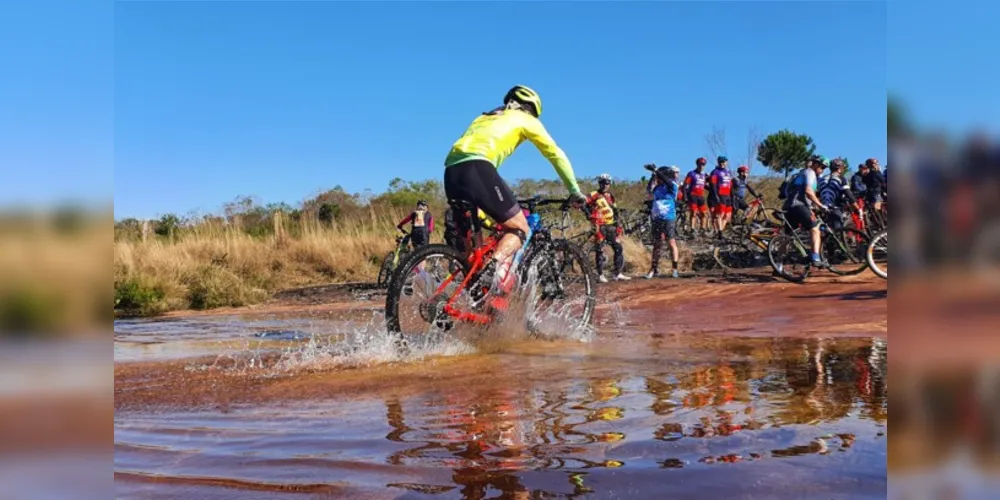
[
  {"xmin": 782, "ymin": 155, "xmax": 830, "ymax": 265},
  {"xmin": 645, "ymin": 164, "xmax": 681, "ymax": 278}
]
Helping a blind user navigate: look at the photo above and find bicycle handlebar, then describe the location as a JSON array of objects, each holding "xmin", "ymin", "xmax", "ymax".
[{"xmin": 517, "ymin": 196, "xmax": 577, "ymax": 212}]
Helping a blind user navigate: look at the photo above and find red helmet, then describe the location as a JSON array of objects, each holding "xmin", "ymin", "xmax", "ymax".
[
  {"xmin": 696, "ymin": 157, "xmax": 707, "ymax": 166},
  {"xmin": 737, "ymin": 165, "xmax": 749, "ymax": 174}
]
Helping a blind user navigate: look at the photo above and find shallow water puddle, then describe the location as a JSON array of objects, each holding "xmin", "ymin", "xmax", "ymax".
[{"xmin": 115, "ymin": 330, "xmax": 887, "ymax": 499}]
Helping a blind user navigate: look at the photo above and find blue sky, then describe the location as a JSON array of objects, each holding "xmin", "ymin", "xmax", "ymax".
[
  {"xmin": 22, "ymin": 0, "xmax": 992, "ymax": 219},
  {"xmin": 0, "ymin": 0, "xmax": 112, "ymax": 210}
]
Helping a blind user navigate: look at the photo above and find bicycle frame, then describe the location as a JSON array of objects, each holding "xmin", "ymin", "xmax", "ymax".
[{"xmin": 431, "ymin": 198, "xmax": 561, "ymax": 325}]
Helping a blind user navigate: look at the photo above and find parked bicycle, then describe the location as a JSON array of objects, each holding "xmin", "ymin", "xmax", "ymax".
[
  {"xmin": 712, "ymin": 221, "xmax": 781, "ymax": 272},
  {"xmin": 376, "ymin": 231, "xmax": 412, "ymax": 288},
  {"xmin": 767, "ymin": 209, "xmax": 871, "ymax": 283},
  {"xmin": 384, "ymin": 196, "xmax": 597, "ymax": 346}
]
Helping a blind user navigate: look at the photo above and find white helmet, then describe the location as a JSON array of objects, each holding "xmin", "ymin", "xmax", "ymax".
[{"xmin": 597, "ymin": 173, "xmax": 613, "ymax": 184}]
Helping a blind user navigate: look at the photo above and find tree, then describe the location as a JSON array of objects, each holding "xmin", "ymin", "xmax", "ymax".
[
  {"xmin": 153, "ymin": 213, "xmax": 180, "ymax": 239},
  {"xmin": 318, "ymin": 203, "xmax": 340, "ymax": 225},
  {"xmin": 743, "ymin": 126, "xmax": 763, "ymax": 171},
  {"xmin": 705, "ymin": 126, "xmax": 727, "ymax": 160},
  {"xmin": 756, "ymin": 130, "xmax": 816, "ymax": 176}
]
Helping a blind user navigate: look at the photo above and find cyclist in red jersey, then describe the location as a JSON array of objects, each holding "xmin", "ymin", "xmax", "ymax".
[
  {"xmin": 708, "ymin": 156, "xmax": 735, "ymax": 235},
  {"xmin": 683, "ymin": 157, "xmax": 710, "ymax": 234}
]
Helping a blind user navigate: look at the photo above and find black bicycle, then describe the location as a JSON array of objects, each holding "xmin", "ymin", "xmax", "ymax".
[
  {"xmin": 767, "ymin": 209, "xmax": 871, "ymax": 282},
  {"xmin": 376, "ymin": 231, "xmax": 412, "ymax": 288}
]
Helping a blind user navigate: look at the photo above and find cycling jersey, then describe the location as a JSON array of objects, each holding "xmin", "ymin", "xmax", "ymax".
[
  {"xmin": 819, "ymin": 174, "xmax": 849, "ymax": 208},
  {"xmin": 445, "ymin": 109, "xmax": 581, "ymax": 194},
  {"xmin": 684, "ymin": 170, "xmax": 707, "ymax": 197},
  {"xmin": 587, "ymin": 191, "xmax": 617, "ymax": 225},
  {"xmin": 709, "ymin": 167, "xmax": 733, "ymax": 197},
  {"xmin": 850, "ymin": 172, "xmax": 867, "ymax": 195},
  {"xmin": 733, "ymin": 176, "xmax": 758, "ymax": 199},
  {"xmin": 398, "ymin": 209, "xmax": 434, "ymax": 233},
  {"xmin": 648, "ymin": 181, "xmax": 678, "ymax": 221},
  {"xmin": 783, "ymin": 167, "xmax": 818, "ymax": 210}
]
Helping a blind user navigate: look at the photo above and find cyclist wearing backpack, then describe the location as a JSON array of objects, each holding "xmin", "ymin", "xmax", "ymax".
[
  {"xmin": 396, "ymin": 200, "xmax": 434, "ymax": 248},
  {"xmin": 782, "ymin": 155, "xmax": 831, "ymax": 266}
]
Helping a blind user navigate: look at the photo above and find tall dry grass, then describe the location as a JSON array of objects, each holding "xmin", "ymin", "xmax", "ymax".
[{"xmin": 114, "ymin": 211, "xmax": 408, "ymax": 316}]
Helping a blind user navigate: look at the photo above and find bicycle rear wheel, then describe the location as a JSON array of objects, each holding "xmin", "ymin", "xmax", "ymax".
[
  {"xmin": 768, "ymin": 231, "xmax": 812, "ymax": 283},
  {"xmin": 867, "ymin": 229, "xmax": 888, "ymax": 279},
  {"xmin": 825, "ymin": 228, "xmax": 870, "ymax": 276},
  {"xmin": 713, "ymin": 237, "xmax": 753, "ymax": 271},
  {"xmin": 384, "ymin": 244, "xmax": 473, "ymax": 343}
]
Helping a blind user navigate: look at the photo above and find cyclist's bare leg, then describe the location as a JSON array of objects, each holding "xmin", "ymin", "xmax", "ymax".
[
  {"xmin": 669, "ymin": 238, "xmax": 679, "ymax": 265},
  {"xmin": 493, "ymin": 210, "xmax": 530, "ymax": 282},
  {"xmin": 810, "ymin": 226, "xmax": 821, "ymax": 255}
]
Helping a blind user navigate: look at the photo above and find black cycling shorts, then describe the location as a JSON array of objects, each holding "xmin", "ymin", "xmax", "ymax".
[
  {"xmin": 444, "ymin": 160, "xmax": 520, "ymax": 223},
  {"xmin": 785, "ymin": 205, "xmax": 819, "ymax": 229},
  {"xmin": 734, "ymin": 196, "xmax": 749, "ymax": 212},
  {"xmin": 651, "ymin": 218, "xmax": 677, "ymax": 240}
]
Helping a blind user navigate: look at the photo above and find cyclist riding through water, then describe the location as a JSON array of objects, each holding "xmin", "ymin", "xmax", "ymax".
[{"xmin": 443, "ymin": 85, "xmax": 587, "ymax": 312}]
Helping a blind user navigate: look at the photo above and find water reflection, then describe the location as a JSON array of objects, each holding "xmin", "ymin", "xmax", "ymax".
[{"xmin": 380, "ymin": 336, "xmax": 887, "ymax": 497}]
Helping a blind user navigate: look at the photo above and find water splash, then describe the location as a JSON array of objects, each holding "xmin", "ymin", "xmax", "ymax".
[{"xmin": 208, "ymin": 311, "xmax": 475, "ymax": 376}]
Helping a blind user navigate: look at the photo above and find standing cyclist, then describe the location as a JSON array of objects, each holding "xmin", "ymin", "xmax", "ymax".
[
  {"xmin": 782, "ymin": 155, "xmax": 831, "ymax": 266},
  {"xmin": 683, "ymin": 157, "xmax": 710, "ymax": 235},
  {"xmin": 645, "ymin": 164, "xmax": 681, "ymax": 278},
  {"xmin": 732, "ymin": 165, "xmax": 760, "ymax": 216},
  {"xmin": 396, "ymin": 200, "xmax": 434, "ymax": 249},
  {"xmin": 587, "ymin": 174, "xmax": 630, "ymax": 282},
  {"xmin": 443, "ymin": 85, "xmax": 587, "ymax": 313},
  {"xmin": 708, "ymin": 156, "xmax": 734, "ymax": 236}
]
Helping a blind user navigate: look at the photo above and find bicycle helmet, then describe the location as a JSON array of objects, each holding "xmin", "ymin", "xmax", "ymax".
[
  {"xmin": 717, "ymin": 156, "xmax": 728, "ymax": 164},
  {"xmin": 696, "ymin": 157, "xmax": 707, "ymax": 166},
  {"xmin": 809, "ymin": 155, "xmax": 830, "ymax": 168},
  {"xmin": 597, "ymin": 173, "xmax": 613, "ymax": 185},
  {"xmin": 416, "ymin": 199, "xmax": 428, "ymax": 208},
  {"xmin": 865, "ymin": 157, "xmax": 879, "ymax": 168},
  {"xmin": 737, "ymin": 165, "xmax": 749, "ymax": 174},
  {"xmin": 503, "ymin": 85, "xmax": 542, "ymax": 118},
  {"xmin": 830, "ymin": 158, "xmax": 846, "ymax": 170}
]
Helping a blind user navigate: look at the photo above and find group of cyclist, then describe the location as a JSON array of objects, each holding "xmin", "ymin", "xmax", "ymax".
[{"xmin": 393, "ymin": 84, "xmax": 887, "ymax": 298}]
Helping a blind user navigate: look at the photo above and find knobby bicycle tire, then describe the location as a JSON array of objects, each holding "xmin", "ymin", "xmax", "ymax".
[
  {"xmin": 522, "ymin": 238, "xmax": 597, "ymax": 329},
  {"xmin": 376, "ymin": 250, "xmax": 396, "ymax": 288},
  {"xmin": 384, "ymin": 244, "xmax": 470, "ymax": 339},
  {"xmin": 867, "ymin": 229, "xmax": 888, "ymax": 279},
  {"xmin": 768, "ymin": 232, "xmax": 811, "ymax": 283},
  {"xmin": 824, "ymin": 227, "xmax": 870, "ymax": 276}
]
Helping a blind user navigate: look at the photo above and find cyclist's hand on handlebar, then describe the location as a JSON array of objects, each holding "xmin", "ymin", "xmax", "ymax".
[{"xmin": 568, "ymin": 191, "xmax": 588, "ymax": 206}]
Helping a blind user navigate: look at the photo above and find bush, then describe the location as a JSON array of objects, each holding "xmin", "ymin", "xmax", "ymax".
[{"xmin": 114, "ymin": 277, "xmax": 167, "ymax": 317}]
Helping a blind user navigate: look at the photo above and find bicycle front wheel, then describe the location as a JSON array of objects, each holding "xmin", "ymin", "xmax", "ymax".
[
  {"xmin": 867, "ymin": 229, "xmax": 888, "ymax": 279},
  {"xmin": 521, "ymin": 239, "xmax": 597, "ymax": 335},
  {"xmin": 825, "ymin": 228, "xmax": 871, "ymax": 276},
  {"xmin": 376, "ymin": 251, "xmax": 395, "ymax": 288},
  {"xmin": 768, "ymin": 232, "xmax": 812, "ymax": 283}
]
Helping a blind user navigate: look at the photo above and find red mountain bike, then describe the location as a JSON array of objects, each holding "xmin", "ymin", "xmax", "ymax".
[{"xmin": 384, "ymin": 196, "xmax": 597, "ymax": 346}]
